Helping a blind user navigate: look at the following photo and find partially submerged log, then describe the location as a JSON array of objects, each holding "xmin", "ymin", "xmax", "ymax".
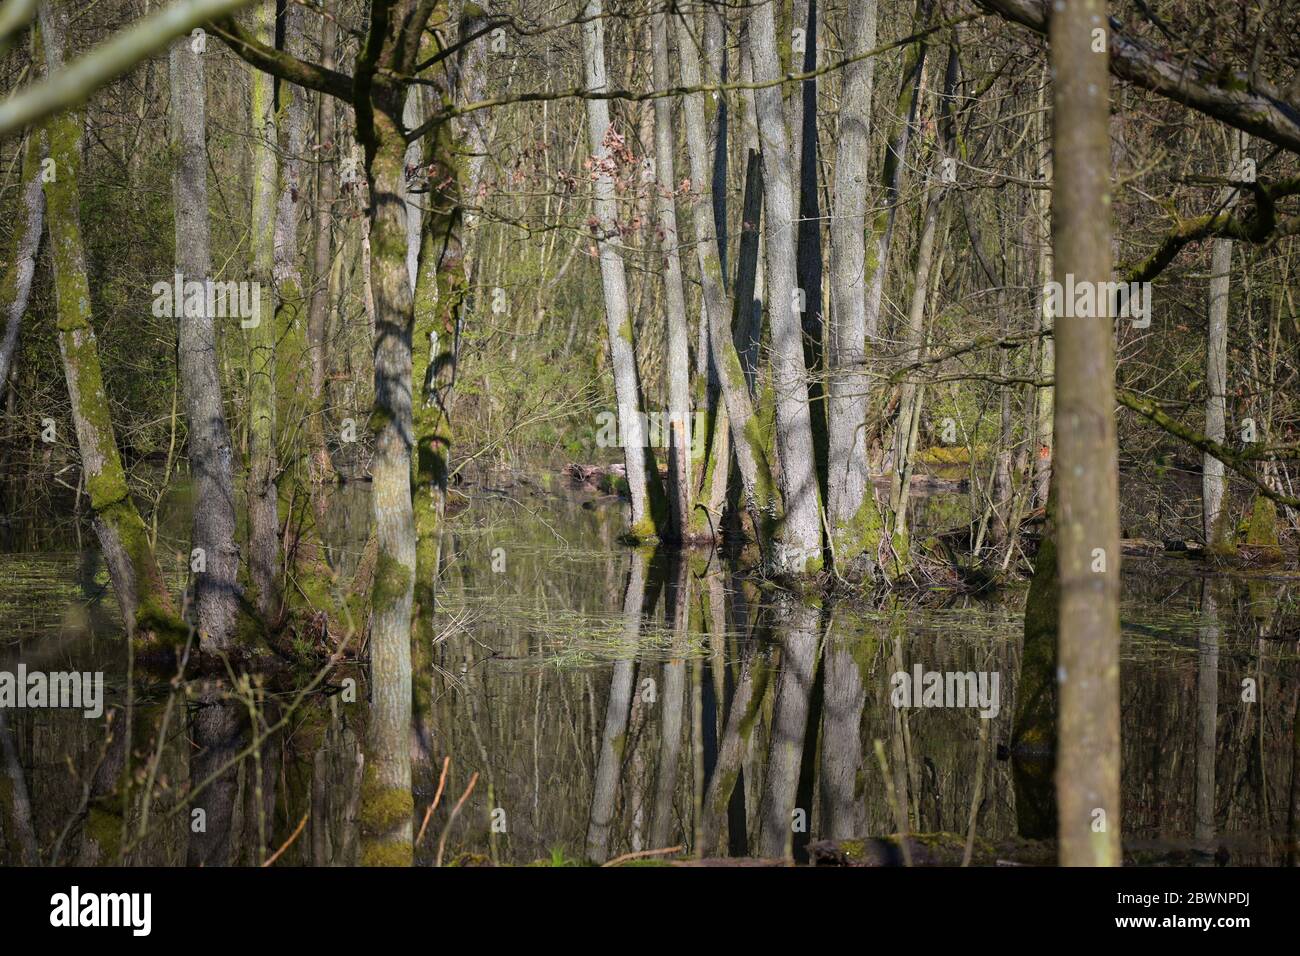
[{"xmin": 805, "ymin": 833, "xmax": 1227, "ymax": 866}]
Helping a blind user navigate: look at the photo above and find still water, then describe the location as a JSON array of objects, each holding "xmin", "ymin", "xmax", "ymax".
[{"xmin": 1, "ymin": 474, "xmax": 1296, "ymax": 865}]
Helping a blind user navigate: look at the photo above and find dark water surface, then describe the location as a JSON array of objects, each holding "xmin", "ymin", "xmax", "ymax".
[{"xmin": 1, "ymin": 475, "xmax": 1297, "ymax": 865}]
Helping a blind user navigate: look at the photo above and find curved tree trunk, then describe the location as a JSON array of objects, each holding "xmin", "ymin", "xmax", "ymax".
[{"xmin": 40, "ymin": 0, "xmax": 183, "ymax": 646}]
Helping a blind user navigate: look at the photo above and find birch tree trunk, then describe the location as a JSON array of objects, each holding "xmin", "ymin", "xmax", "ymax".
[
  {"xmin": 40, "ymin": 0, "xmax": 184, "ymax": 645},
  {"xmin": 169, "ymin": 33, "xmax": 239, "ymax": 652},
  {"xmin": 0, "ymin": 129, "xmax": 43, "ymax": 398},
  {"xmin": 1204, "ymin": 132, "xmax": 1242, "ymax": 543},
  {"xmin": 581, "ymin": 0, "xmax": 660, "ymax": 541},
  {"xmin": 1050, "ymin": 0, "xmax": 1121, "ymax": 867},
  {"xmin": 651, "ymin": 10, "xmax": 692, "ymax": 542},
  {"xmin": 747, "ymin": 1, "xmax": 823, "ymax": 573}
]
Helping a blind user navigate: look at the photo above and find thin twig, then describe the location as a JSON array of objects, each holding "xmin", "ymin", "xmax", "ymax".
[
  {"xmin": 262, "ymin": 811, "xmax": 310, "ymax": 867},
  {"xmin": 416, "ymin": 755, "xmax": 452, "ymax": 846},
  {"xmin": 435, "ymin": 772, "xmax": 479, "ymax": 867},
  {"xmin": 601, "ymin": 845, "xmax": 683, "ymax": 867}
]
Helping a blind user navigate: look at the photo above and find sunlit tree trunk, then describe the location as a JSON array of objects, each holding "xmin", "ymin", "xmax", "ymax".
[
  {"xmin": 1032, "ymin": 76, "xmax": 1054, "ymax": 506},
  {"xmin": 649, "ymin": 10, "xmax": 692, "ymax": 542},
  {"xmin": 675, "ymin": 8, "xmax": 773, "ymax": 539},
  {"xmin": 747, "ymin": 0, "xmax": 823, "ymax": 573},
  {"xmin": 581, "ymin": 0, "xmax": 660, "ymax": 541},
  {"xmin": 358, "ymin": 81, "xmax": 418, "ymax": 872},
  {"xmin": 1050, "ymin": 0, "xmax": 1121, "ymax": 867},
  {"xmin": 40, "ymin": 0, "xmax": 184, "ymax": 646}
]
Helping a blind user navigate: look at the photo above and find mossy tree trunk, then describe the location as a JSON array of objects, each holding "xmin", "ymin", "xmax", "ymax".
[
  {"xmin": 40, "ymin": 0, "xmax": 184, "ymax": 646},
  {"xmin": 356, "ymin": 32, "xmax": 421, "ymax": 869},
  {"xmin": 675, "ymin": 7, "xmax": 774, "ymax": 542},
  {"xmin": 245, "ymin": 0, "xmax": 282, "ymax": 621}
]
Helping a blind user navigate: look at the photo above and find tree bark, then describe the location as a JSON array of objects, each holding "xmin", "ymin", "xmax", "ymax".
[
  {"xmin": 306, "ymin": 0, "xmax": 340, "ymax": 490},
  {"xmin": 747, "ymin": 0, "xmax": 823, "ymax": 573},
  {"xmin": 1050, "ymin": 0, "xmax": 1122, "ymax": 867},
  {"xmin": 245, "ymin": 0, "xmax": 282, "ymax": 620},
  {"xmin": 651, "ymin": 10, "xmax": 692, "ymax": 543},
  {"xmin": 169, "ymin": 33, "xmax": 240, "ymax": 652},
  {"xmin": 0, "ymin": 128, "xmax": 43, "ymax": 400},
  {"xmin": 581, "ymin": 0, "xmax": 660, "ymax": 541},
  {"xmin": 675, "ymin": 9, "xmax": 773, "ymax": 538},
  {"xmin": 825, "ymin": 0, "xmax": 880, "ymax": 571},
  {"xmin": 40, "ymin": 0, "xmax": 184, "ymax": 646},
  {"xmin": 1203, "ymin": 133, "xmax": 1242, "ymax": 542}
]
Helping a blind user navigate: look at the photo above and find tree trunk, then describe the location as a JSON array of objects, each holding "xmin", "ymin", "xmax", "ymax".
[
  {"xmin": 1203, "ymin": 132, "xmax": 1242, "ymax": 542},
  {"xmin": 586, "ymin": 550, "xmax": 646, "ymax": 862},
  {"xmin": 1050, "ymin": 0, "xmax": 1122, "ymax": 867},
  {"xmin": 0, "ymin": 128, "xmax": 43, "ymax": 399},
  {"xmin": 1032, "ymin": 74, "xmax": 1054, "ymax": 506},
  {"xmin": 826, "ymin": 0, "xmax": 880, "ymax": 572},
  {"xmin": 306, "ymin": 0, "xmax": 340, "ymax": 490},
  {"xmin": 40, "ymin": 0, "xmax": 183, "ymax": 646},
  {"xmin": 246, "ymin": 0, "xmax": 282, "ymax": 620},
  {"xmin": 582, "ymin": 0, "xmax": 660, "ymax": 541},
  {"xmin": 747, "ymin": 1, "xmax": 823, "ymax": 573},
  {"xmin": 675, "ymin": 9, "xmax": 773, "ymax": 538},
  {"xmin": 169, "ymin": 33, "xmax": 240, "ymax": 652},
  {"xmin": 651, "ymin": 10, "xmax": 692, "ymax": 543}
]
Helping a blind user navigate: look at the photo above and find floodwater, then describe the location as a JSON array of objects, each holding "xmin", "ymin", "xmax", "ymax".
[{"xmin": 1, "ymin": 473, "xmax": 1297, "ymax": 866}]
